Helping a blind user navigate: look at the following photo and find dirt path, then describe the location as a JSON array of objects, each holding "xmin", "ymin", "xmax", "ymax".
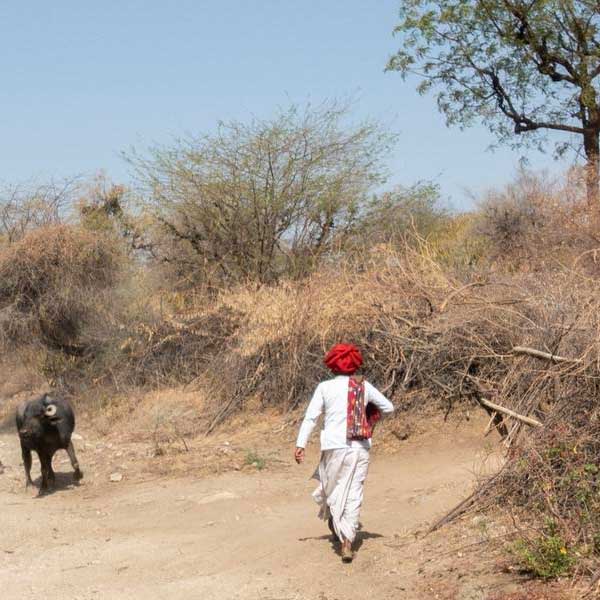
[{"xmin": 0, "ymin": 423, "xmax": 503, "ymax": 600}]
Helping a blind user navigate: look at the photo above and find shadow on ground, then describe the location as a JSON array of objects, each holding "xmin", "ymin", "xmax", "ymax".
[
  {"xmin": 23, "ymin": 471, "xmax": 83, "ymax": 498},
  {"xmin": 299, "ymin": 529, "xmax": 384, "ymax": 559}
]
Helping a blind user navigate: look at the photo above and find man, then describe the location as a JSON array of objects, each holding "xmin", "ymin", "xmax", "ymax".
[{"xmin": 295, "ymin": 343, "xmax": 394, "ymax": 563}]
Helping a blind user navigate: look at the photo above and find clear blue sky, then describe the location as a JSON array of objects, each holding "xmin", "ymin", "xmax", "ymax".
[{"xmin": 0, "ymin": 1, "xmax": 573, "ymax": 208}]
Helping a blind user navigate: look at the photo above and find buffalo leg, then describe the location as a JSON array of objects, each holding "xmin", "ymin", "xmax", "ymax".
[
  {"xmin": 21, "ymin": 445, "xmax": 33, "ymax": 488},
  {"xmin": 38, "ymin": 452, "xmax": 53, "ymax": 495},
  {"xmin": 48, "ymin": 455, "xmax": 56, "ymax": 485},
  {"xmin": 66, "ymin": 441, "xmax": 83, "ymax": 481}
]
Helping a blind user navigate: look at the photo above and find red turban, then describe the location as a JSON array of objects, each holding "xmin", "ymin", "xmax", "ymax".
[{"xmin": 324, "ymin": 343, "xmax": 363, "ymax": 375}]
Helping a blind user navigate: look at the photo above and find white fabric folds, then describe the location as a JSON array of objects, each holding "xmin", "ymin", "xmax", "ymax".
[{"xmin": 312, "ymin": 447, "xmax": 370, "ymax": 543}]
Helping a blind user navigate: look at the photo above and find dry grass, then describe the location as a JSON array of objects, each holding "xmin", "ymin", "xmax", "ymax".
[{"xmin": 0, "ymin": 224, "xmax": 122, "ymax": 358}]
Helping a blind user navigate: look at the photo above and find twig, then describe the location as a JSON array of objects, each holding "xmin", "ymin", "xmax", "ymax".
[
  {"xmin": 381, "ymin": 367, "xmax": 398, "ymax": 394},
  {"xmin": 427, "ymin": 469, "xmax": 505, "ymax": 533},
  {"xmin": 512, "ymin": 346, "xmax": 582, "ymax": 364},
  {"xmin": 503, "ymin": 421, "xmax": 521, "ymax": 449},
  {"xmin": 464, "ymin": 374, "xmax": 509, "ymax": 437},
  {"xmin": 582, "ymin": 569, "xmax": 600, "ymax": 598},
  {"xmin": 439, "ymin": 282, "xmax": 487, "ymax": 312},
  {"xmin": 478, "ymin": 397, "xmax": 543, "ymax": 428},
  {"xmin": 483, "ymin": 411, "xmax": 498, "ymax": 436},
  {"xmin": 205, "ymin": 394, "xmax": 239, "ymax": 435}
]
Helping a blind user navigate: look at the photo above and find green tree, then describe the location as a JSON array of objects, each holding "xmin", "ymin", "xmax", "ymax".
[
  {"xmin": 357, "ymin": 182, "xmax": 445, "ymax": 245},
  {"xmin": 127, "ymin": 102, "xmax": 394, "ymax": 286},
  {"xmin": 388, "ymin": 0, "xmax": 600, "ymax": 205}
]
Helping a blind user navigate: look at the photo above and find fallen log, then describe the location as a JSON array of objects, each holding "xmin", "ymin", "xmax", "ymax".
[
  {"xmin": 478, "ymin": 397, "xmax": 543, "ymax": 428},
  {"xmin": 512, "ymin": 346, "xmax": 582, "ymax": 364}
]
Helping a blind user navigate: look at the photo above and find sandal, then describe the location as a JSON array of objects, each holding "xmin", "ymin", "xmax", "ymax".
[{"xmin": 341, "ymin": 540, "xmax": 353, "ymax": 563}]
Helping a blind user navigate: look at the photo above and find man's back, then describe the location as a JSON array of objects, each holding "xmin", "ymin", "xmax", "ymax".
[{"xmin": 297, "ymin": 374, "xmax": 394, "ymax": 451}]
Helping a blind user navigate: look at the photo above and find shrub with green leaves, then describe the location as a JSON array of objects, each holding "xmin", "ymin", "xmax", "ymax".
[
  {"xmin": 513, "ymin": 533, "xmax": 574, "ymax": 579},
  {"xmin": 244, "ymin": 450, "xmax": 266, "ymax": 470}
]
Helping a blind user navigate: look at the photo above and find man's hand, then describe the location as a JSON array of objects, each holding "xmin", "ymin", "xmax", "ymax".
[{"xmin": 294, "ymin": 447, "xmax": 305, "ymax": 464}]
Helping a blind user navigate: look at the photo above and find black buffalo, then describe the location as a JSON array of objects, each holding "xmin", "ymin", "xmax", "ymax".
[{"xmin": 16, "ymin": 393, "xmax": 83, "ymax": 495}]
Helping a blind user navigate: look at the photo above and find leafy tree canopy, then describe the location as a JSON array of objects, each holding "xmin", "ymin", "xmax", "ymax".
[{"xmin": 388, "ymin": 0, "xmax": 600, "ymax": 200}]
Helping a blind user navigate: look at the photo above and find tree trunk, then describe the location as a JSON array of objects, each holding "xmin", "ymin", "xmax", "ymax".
[{"xmin": 583, "ymin": 130, "xmax": 600, "ymax": 208}]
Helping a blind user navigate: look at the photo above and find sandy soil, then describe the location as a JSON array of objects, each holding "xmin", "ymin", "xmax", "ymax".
[{"xmin": 0, "ymin": 417, "xmax": 563, "ymax": 600}]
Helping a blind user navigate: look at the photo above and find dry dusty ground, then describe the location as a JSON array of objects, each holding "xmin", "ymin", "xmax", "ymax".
[{"xmin": 0, "ymin": 415, "xmax": 576, "ymax": 600}]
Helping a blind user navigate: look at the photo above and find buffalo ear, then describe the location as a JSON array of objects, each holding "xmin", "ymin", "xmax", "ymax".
[
  {"xmin": 44, "ymin": 404, "xmax": 58, "ymax": 418},
  {"xmin": 15, "ymin": 402, "xmax": 27, "ymax": 428}
]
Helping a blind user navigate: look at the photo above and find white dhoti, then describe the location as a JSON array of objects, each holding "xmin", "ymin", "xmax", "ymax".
[{"xmin": 312, "ymin": 447, "xmax": 370, "ymax": 543}]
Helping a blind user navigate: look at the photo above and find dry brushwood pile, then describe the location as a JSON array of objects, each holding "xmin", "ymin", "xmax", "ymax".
[
  {"xmin": 118, "ymin": 303, "xmax": 242, "ymax": 386},
  {"xmin": 197, "ymin": 246, "xmax": 598, "ymax": 433},
  {"xmin": 0, "ymin": 224, "xmax": 122, "ymax": 357}
]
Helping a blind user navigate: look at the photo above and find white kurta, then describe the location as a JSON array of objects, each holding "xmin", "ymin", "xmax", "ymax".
[{"xmin": 296, "ymin": 375, "xmax": 394, "ymax": 450}]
